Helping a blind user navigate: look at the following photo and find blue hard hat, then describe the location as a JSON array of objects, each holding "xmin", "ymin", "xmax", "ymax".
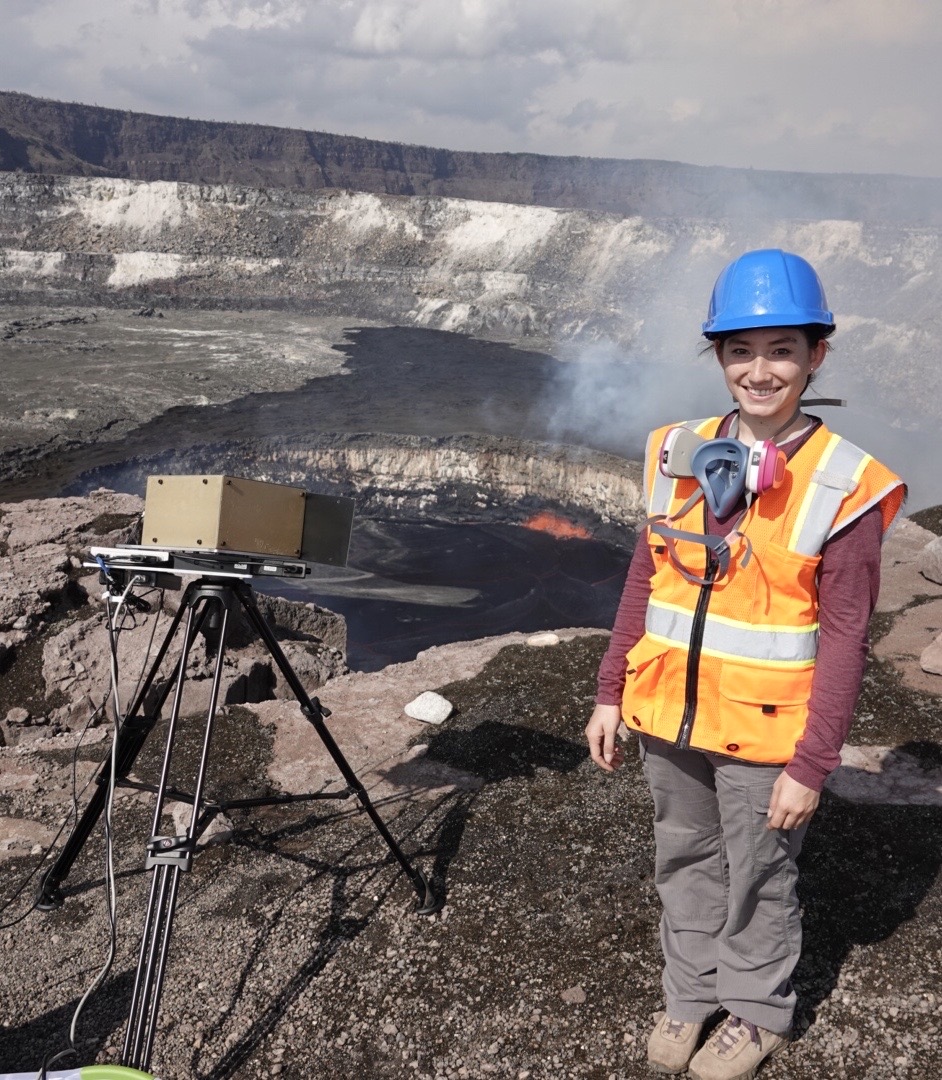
[{"xmin": 702, "ymin": 249, "xmax": 835, "ymax": 337}]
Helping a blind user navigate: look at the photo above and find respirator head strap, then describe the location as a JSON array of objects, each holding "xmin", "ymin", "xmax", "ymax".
[
  {"xmin": 647, "ymin": 516, "xmax": 733, "ymax": 585},
  {"xmin": 647, "ymin": 511, "xmax": 752, "ymax": 585}
]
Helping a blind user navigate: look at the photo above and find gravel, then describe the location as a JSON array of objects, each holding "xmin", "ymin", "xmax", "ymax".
[{"xmin": 0, "ymin": 635, "xmax": 940, "ymax": 1079}]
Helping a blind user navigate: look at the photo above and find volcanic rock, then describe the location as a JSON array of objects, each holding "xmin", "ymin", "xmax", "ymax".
[
  {"xmin": 5, "ymin": 90, "xmax": 942, "ymax": 226},
  {"xmin": 919, "ymin": 535, "xmax": 942, "ymax": 585},
  {"xmin": 2, "ymin": 172, "xmax": 942, "ymax": 442},
  {"xmin": 0, "ymin": 490, "xmax": 348, "ymax": 735},
  {"xmin": 829, "ymin": 744, "xmax": 942, "ymax": 806},
  {"xmin": 921, "ymin": 634, "xmax": 942, "ymax": 676},
  {"xmin": 403, "ymin": 691, "xmax": 454, "ymax": 725},
  {"xmin": 0, "ymin": 504, "xmax": 940, "ymax": 1079}
]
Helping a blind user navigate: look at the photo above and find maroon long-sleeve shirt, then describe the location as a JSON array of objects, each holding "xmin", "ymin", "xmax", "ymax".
[{"xmin": 595, "ymin": 414, "xmax": 884, "ymax": 791}]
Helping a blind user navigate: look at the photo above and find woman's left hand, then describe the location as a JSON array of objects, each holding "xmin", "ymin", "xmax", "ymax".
[{"xmin": 766, "ymin": 772, "xmax": 820, "ymax": 831}]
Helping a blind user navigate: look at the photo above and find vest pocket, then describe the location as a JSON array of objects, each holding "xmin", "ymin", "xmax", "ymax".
[
  {"xmin": 622, "ymin": 636, "xmax": 670, "ymax": 731},
  {"xmin": 751, "ymin": 541, "xmax": 821, "ymax": 619},
  {"xmin": 715, "ymin": 662, "xmax": 814, "ymax": 763}
]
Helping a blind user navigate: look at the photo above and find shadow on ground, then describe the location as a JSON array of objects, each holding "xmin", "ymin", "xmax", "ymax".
[{"xmin": 1, "ymin": 637, "xmax": 940, "ymax": 1079}]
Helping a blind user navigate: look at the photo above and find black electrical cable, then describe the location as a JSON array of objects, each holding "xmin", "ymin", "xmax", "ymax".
[
  {"xmin": 0, "ymin": 696, "xmax": 108, "ymax": 929},
  {"xmin": 65, "ymin": 576, "xmax": 142, "ymax": 1053},
  {"xmin": 9, "ymin": 571, "xmax": 167, "ymax": 1076},
  {"xmin": 34, "ymin": 1044, "xmax": 79, "ymax": 1080},
  {"xmin": 123, "ymin": 586, "xmax": 165, "ymax": 710}
]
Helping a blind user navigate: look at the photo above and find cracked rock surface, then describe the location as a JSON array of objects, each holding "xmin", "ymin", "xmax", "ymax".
[{"xmin": 0, "ymin": 500, "xmax": 940, "ymax": 1078}]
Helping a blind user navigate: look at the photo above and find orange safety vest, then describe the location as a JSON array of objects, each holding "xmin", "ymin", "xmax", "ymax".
[{"xmin": 622, "ymin": 417, "xmax": 906, "ymax": 764}]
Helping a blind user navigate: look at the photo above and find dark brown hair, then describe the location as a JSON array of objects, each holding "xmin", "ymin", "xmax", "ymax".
[{"xmin": 701, "ymin": 324, "xmax": 834, "ymax": 356}]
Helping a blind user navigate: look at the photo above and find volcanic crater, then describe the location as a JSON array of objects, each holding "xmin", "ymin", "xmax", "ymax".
[
  {"xmin": 1, "ymin": 109, "xmax": 942, "ymax": 1080},
  {"xmin": 0, "ymin": 314, "xmax": 649, "ymax": 670}
]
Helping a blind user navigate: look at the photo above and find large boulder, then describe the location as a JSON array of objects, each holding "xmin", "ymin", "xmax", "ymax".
[
  {"xmin": 919, "ymin": 535, "xmax": 942, "ymax": 586},
  {"xmin": 921, "ymin": 634, "xmax": 942, "ymax": 677},
  {"xmin": 1, "ymin": 491, "xmax": 348, "ymax": 736}
]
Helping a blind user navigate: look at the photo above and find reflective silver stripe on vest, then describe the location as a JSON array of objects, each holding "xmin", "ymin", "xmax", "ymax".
[
  {"xmin": 646, "ymin": 599, "xmax": 819, "ymax": 664},
  {"xmin": 788, "ymin": 435, "xmax": 870, "ymax": 556}
]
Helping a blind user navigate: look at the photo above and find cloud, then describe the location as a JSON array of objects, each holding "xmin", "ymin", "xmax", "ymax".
[{"xmin": 3, "ymin": 0, "xmax": 942, "ymax": 177}]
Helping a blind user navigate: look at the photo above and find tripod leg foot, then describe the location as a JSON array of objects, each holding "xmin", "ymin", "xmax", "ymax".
[
  {"xmin": 413, "ymin": 868, "xmax": 444, "ymax": 916},
  {"xmin": 35, "ymin": 875, "xmax": 65, "ymax": 912}
]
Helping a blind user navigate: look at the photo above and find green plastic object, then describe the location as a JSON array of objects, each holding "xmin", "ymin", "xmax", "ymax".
[
  {"xmin": 0, "ymin": 1069, "xmax": 154, "ymax": 1080},
  {"xmin": 83, "ymin": 1068, "xmax": 156, "ymax": 1079}
]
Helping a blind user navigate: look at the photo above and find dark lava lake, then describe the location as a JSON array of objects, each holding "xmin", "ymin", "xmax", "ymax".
[{"xmin": 256, "ymin": 518, "xmax": 629, "ymax": 671}]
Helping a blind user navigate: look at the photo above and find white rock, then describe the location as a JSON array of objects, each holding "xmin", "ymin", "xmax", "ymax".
[
  {"xmin": 403, "ymin": 691, "xmax": 453, "ymax": 725},
  {"xmin": 526, "ymin": 632, "xmax": 560, "ymax": 647},
  {"xmin": 920, "ymin": 633, "xmax": 942, "ymax": 676},
  {"xmin": 919, "ymin": 535, "xmax": 942, "ymax": 585}
]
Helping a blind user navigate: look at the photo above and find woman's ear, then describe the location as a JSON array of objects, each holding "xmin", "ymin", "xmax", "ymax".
[{"xmin": 810, "ymin": 339, "xmax": 827, "ymax": 371}]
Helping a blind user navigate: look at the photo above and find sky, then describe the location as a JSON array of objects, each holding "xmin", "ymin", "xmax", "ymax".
[{"xmin": 3, "ymin": 0, "xmax": 942, "ymax": 179}]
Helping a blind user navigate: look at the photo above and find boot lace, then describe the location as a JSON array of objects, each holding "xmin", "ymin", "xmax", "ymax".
[
  {"xmin": 710, "ymin": 1016, "xmax": 760, "ymax": 1057},
  {"xmin": 664, "ymin": 1018, "xmax": 690, "ymax": 1038}
]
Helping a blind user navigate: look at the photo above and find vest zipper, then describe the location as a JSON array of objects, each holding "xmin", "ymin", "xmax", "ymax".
[
  {"xmin": 673, "ymin": 419, "xmax": 726, "ymax": 751},
  {"xmin": 674, "ymin": 552, "xmax": 718, "ymax": 751}
]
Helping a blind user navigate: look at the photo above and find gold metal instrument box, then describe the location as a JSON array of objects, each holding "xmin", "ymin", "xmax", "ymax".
[{"xmin": 143, "ymin": 475, "xmax": 306, "ymax": 557}]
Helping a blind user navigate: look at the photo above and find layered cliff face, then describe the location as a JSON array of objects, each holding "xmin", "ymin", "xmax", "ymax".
[
  {"xmin": 2, "ymin": 172, "xmax": 941, "ymax": 433},
  {"xmin": 69, "ymin": 433, "xmax": 647, "ymax": 545},
  {"xmin": 0, "ymin": 172, "xmax": 687, "ymax": 342},
  {"xmin": 4, "ymin": 91, "xmax": 942, "ymax": 226}
]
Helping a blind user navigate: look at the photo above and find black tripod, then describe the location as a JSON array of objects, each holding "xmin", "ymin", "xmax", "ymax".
[{"xmin": 37, "ymin": 574, "xmax": 440, "ymax": 1072}]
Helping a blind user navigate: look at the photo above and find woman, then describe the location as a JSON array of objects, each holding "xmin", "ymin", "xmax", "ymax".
[{"xmin": 585, "ymin": 249, "xmax": 905, "ymax": 1080}]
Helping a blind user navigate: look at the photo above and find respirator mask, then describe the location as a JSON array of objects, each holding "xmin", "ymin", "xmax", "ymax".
[
  {"xmin": 648, "ymin": 424, "xmax": 788, "ymax": 583},
  {"xmin": 658, "ymin": 426, "xmax": 786, "ymax": 516},
  {"xmin": 649, "ymin": 391, "xmax": 846, "ymax": 582}
]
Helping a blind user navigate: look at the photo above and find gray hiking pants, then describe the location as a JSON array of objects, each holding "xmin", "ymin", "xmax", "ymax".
[{"xmin": 638, "ymin": 734, "xmax": 808, "ymax": 1035}]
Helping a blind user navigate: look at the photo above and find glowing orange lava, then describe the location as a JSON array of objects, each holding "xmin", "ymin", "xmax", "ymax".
[{"xmin": 522, "ymin": 512, "xmax": 592, "ymax": 540}]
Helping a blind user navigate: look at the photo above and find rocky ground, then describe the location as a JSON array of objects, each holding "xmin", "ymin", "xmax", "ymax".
[{"xmin": 0, "ymin": 494, "xmax": 940, "ymax": 1079}]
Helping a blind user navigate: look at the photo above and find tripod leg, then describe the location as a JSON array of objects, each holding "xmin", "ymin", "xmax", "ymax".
[
  {"xmin": 123, "ymin": 587, "xmax": 233, "ymax": 1072},
  {"xmin": 36, "ymin": 587, "xmax": 208, "ymax": 909},
  {"xmin": 236, "ymin": 583, "xmax": 441, "ymax": 914},
  {"xmin": 124, "ymin": 861, "xmax": 181, "ymax": 1068}
]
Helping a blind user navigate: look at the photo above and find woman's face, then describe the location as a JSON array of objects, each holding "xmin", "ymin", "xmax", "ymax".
[{"xmin": 715, "ymin": 327, "xmax": 827, "ymax": 432}]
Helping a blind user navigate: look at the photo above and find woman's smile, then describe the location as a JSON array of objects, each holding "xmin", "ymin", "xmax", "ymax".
[{"xmin": 716, "ymin": 327, "xmax": 826, "ymax": 440}]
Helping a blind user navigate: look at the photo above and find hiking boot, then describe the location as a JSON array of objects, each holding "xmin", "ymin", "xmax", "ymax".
[
  {"xmin": 688, "ymin": 1015, "xmax": 789, "ymax": 1080},
  {"xmin": 647, "ymin": 1011, "xmax": 705, "ymax": 1074}
]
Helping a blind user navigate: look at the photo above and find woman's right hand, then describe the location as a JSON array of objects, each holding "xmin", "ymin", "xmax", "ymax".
[{"xmin": 585, "ymin": 703, "xmax": 626, "ymax": 772}]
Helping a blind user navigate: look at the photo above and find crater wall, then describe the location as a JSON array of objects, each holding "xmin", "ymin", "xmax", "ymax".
[
  {"xmin": 70, "ymin": 433, "xmax": 647, "ymax": 545},
  {"xmin": 3, "ymin": 172, "xmax": 941, "ymax": 430},
  {"xmin": 5, "ymin": 90, "xmax": 942, "ymax": 225}
]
